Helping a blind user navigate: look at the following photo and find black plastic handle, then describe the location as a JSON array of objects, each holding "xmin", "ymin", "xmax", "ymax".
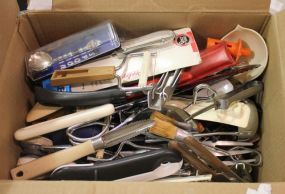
[
  {"xmin": 49, "ymin": 148, "xmax": 181, "ymax": 180},
  {"xmin": 35, "ymin": 87, "xmax": 127, "ymax": 107}
]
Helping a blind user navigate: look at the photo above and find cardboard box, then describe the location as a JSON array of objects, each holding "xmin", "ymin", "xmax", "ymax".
[{"xmin": 1, "ymin": 0, "xmax": 285, "ymax": 193}]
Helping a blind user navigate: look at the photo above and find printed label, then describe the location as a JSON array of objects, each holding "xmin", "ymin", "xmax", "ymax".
[{"xmin": 175, "ymin": 34, "xmax": 190, "ymax": 46}]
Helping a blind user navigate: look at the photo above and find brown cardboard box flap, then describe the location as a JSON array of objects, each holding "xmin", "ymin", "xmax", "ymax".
[
  {"xmin": 275, "ymin": 10, "xmax": 285, "ymax": 69},
  {"xmin": 51, "ymin": 0, "xmax": 270, "ymax": 13},
  {"xmin": 259, "ymin": 9, "xmax": 285, "ymax": 181},
  {"xmin": 0, "ymin": 0, "xmax": 19, "ymax": 71},
  {"xmin": 0, "ymin": 181, "xmax": 284, "ymax": 194},
  {"xmin": 0, "ymin": 1, "xmax": 35, "ymax": 180},
  {"xmin": 27, "ymin": 12, "xmax": 269, "ymax": 46}
]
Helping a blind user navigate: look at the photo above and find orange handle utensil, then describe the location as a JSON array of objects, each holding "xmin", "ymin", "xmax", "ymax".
[{"xmin": 207, "ymin": 38, "xmax": 252, "ymax": 61}]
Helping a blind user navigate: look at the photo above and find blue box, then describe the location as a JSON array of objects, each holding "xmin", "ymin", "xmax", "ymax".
[
  {"xmin": 26, "ymin": 21, "xmax": 120, "ymax": 81},
  {"xmin": 42, "ymin": 79, "xmax": 71, "ymax": 92}
]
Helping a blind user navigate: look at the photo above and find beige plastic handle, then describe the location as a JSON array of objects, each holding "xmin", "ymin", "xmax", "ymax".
[
  {"xmin": 11, "ymin": 140, "xmax": 95, "ymax": 180},
  {"xmin": 15, "ymin": 104, "xmax": 115, "ymax": 141}
]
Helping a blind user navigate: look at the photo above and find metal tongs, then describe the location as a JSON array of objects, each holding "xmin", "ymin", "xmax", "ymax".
[
  {"xmin": 186, "ymin": 81, "xmax": 263, "ymax": 121},
  {"xmin": 148, "ymin": 69, "xmax": 183, "ymax": 110}
]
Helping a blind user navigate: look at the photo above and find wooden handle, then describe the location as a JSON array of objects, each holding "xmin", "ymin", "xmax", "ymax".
[
  {"xmin": 183, "ymin": 136, "xmax": 243, "ymax": 181},
  {"xmin": 96, "ymin": 149, "xmax": 105, "ymax": 159},
  {"xmin": 26, "ymin": 136, "xmax": 53, "ymax": 146},
  {"xmin": 51, "ymin": 66, "xmax": 116, "ymax": 86},
  {"xmin": 149, "ymin": 117, "xmax": 177, "ymax": 140},
  {"xmin": 150, "ymin": 111, "xmax": 175, "ymax": 123},
  {"xmin": 138, "ymin": 51, "xmax": 151, "ymax": 87},
  {"xmin": 15, "ymin": 104, "xmax": 115, "ymax": 141},
  {"xmin": 169, "ymin": 141, "xmax": 216, "ymax": 175},
  {"xmin": 11, "ymin": 140, "xmax": 95, "ymax": 180},
  {"xmin": 26, "ymin": 103, "xmax": 62, "ymax": 122}
]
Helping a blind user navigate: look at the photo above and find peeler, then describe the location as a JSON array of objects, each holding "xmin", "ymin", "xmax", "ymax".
[
  {"xmin": 110, "ymin": 30, "xmax": 175, "ymax": 71},
  {"xmin": 11, "ymin": 120, "xmax": 155, "ymax": 180},
  {"xmin": 92, "ymin": 30, "xmax": 175, "ymax": 71}
]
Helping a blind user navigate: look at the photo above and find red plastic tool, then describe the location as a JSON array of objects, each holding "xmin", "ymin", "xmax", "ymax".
[
  {"xmin": 178, "ymin": 42, "xmax": 236, "ymax": 87},
  {"xmin": 130, "ymin": 43, "xmax": 236, "ymax": 93}
]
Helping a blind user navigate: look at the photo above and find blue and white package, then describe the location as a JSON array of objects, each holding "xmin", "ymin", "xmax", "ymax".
[
  {"xmin": 42, "ymin": 79, "xmax": 71, "ymax": 92},
  {"xmin": 26, "ymin": 21, "xmax": 120, "ymax": 81}
]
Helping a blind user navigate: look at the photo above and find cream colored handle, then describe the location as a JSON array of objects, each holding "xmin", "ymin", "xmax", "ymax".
[
  {"xmin": 11, "ymin": 140, "xmax": 95, "ymax": 180},
  {"xmin": 138, "ymin": 51, "xmax": 152, "ymax": 88},
  {"xmin": 15, "ymin": 104, "xmax": 115, "ymax": 141}
]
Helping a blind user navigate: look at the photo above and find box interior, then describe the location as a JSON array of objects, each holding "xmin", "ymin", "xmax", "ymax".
[{"xmin": 1, "ymin": 0, "xmax": 285, "ymax": 185}]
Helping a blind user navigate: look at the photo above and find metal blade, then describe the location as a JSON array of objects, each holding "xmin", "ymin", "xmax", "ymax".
[
  {"xmin": 93, "ymin": 120, "xmax": 154, "ymax": 149},
  {"xmin": 202, "ymin": 141, "xmax": 254, "ymax": 147},
  {"xmin": 185, "ymin": 103, "xmax": 215, "ymax": 121},
  {"xmin": 121, "ymin": 30, "xmax": 175, "ymax": 54}
]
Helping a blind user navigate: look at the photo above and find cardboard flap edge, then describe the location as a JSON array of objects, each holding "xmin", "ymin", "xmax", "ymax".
[
  {"xmin": 0, "ymin": 0, "xmax": 19, "ymax": 71},
  {"xmin": 28, "ymin": 0, "xmax": 271, "ymax": 12}
]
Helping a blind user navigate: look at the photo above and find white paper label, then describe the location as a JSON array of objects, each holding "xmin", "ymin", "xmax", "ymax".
[{"xmin": 28, "ymin": 0, "xmax": 52, "ymax": 11}]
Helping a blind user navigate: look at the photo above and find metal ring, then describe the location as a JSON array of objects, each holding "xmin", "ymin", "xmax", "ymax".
[
  {"xmin": 193, "ymin": 84, "xmax": 218, "ymax": 105},
  {"xmin": 229, "ymin": 146, "xmax": 263, "ymax": 166},
  {"xmin": 202, "ymin": 144, "xmax": 262, "ymax": 167},
  {"xmin": 66, "ymin": 116, "xmax": 111, "ymax": 145}
]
